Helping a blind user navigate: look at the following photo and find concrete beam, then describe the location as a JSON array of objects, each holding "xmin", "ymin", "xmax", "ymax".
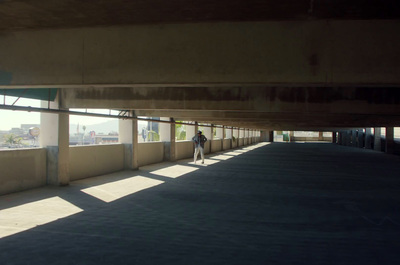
[{"xmin": 1, "ymin": 20, "xmax": 400, "ymax": 86}]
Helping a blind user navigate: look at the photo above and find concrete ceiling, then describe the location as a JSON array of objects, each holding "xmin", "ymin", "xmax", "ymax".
[
  {"xmin": 1, "ymin": 0, "xmax": 400, "ymax": 131},
  {"xmin": 1, "ymin": 0, "xmax": 399, "ymax": 32}
]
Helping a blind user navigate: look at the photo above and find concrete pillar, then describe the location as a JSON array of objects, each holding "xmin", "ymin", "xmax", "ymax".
[
  {"xmin": 160, "ymin": 117, "xmax": 176, "ymax": 161},
  {"xmin": 194, "ymin": 122, "xmax": 199, "ymax": 136},
  {"xmin": 351, "ymin": 130, "xmax": 357, "ymax": 147},
  {"xmin": 374, "ymin": 127, "xmax": 382, "ymax": 152},
  {"xmin": 119, "ymin": 113, "xmax": 138, "ymax": 170},
  {"xmin": 290, "ymin": 131, "xmax": 295, "ymax": 142},
  {"xmin": 340, "ymin": 131, "xmax": 346, "ymax": 145},
  {"xmin": 40, "ymin": 93, "xmax": 70, "ymax": 186},
  {"xmin": 357, "ymin": 129, "xmax": 364, "ymax": 148},
  {"xmin": 318, "ymin": 131, "xmax": 323, "ymax": 141},
  {"xmin": 332, "ymin": 132, "xmax": 337, "ymax": 144},
  {"xmin": 260, "ymin": 130, "xmax": 273, "ymax": 142},
  {"xmin": 386, "ymin": 127, "xmax": 395, "ymax": 154},
  {"xmin": 170, "ymin": 118, "xmax": 176, "ymax": 161},
  {"xmin": 230, "ymin": 127, "xmax": 234, "ymax": 148},
  {"xmin": 345, "ymin": 131, "xmax": 352, "ymax": 146},
  {"xmin": 365, "ymin": 128, "xmax": 372, "ymax": 149},
  {"xmin": 222, "ymin": 126, "xmax": 226, "ymax": 149}
]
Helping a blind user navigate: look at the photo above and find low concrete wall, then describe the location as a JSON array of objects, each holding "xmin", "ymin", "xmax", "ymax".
[
  {"xmin": 0, "ymin": 148, "xmax": 47, "ymax": 195},
  {"xmin": 176, "ymin": 141, "xmax": 194, "ymax": 160},
  {"xmin": 70, "ymin": 144, "xmax": 124, "ymax": 181},
  {"xmin": 232, "ymin": 139, "xmax": 238, "ymax": 148},
  {"xmin": 291, "ymin": 137, "xmax": 332, "ymax": 142},
  {"xmin": 204, "ymin": 141, "xmax": 211, "ymax": 154},
  {"xmin": 138, "ymin": 142, "xmax": 164, "ymax": 167},
  {"xmin": 211, "ymin": 139, "xmax": 222, "ymax": 153},
  {"xmin": 223, "ymin": 139, "xmax": 231, "ymax": 150},
  {"xmin": 238, "ymin": 138, "xmax": 244, "ymax": 147}
]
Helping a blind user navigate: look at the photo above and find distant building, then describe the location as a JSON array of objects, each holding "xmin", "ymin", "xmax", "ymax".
[
  {"xmin": 10, "ymin": 127, "xmax": 24, "ymax": 135},
  {"xmin": 94, "ymin": 134, "xmax": 119, "ymax": 144},
  {"xmin": 21, "ymin": 124, "xmax": 40, "ymax": 134}
]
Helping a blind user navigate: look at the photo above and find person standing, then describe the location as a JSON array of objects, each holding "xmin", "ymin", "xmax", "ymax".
[{"xmin": 192, "ymin": 130, "xmax": 207, "ymax": 164}]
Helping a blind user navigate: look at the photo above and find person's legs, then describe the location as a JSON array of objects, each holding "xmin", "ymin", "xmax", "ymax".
[
  {"xmin": 194, "ymin": 147, "xmax": 200, "ymax": 163},
  {"xmin": 200, "ymin": 147, "xmax": 204, "ymax": 163}
]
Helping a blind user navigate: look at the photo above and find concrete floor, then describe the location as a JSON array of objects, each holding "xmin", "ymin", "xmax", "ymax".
[{"xmin": 1, "ymin": 142, "xmax": 400, "ymax": 265}]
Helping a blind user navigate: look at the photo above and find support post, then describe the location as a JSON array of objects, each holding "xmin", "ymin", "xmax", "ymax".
[
  {"xmin": 346, "ymin": 131, "xmax": 352, "ymax": 146},
  {"xmin": 351, "ymin": 130, "xmax": 357, "ymax": 147},
  {"xmin": 318, "ymin": 131, "xmax": 323, "ymax": 141},
  {"xmin": 386, "ymin": 127, "xmax": 395, "ymax": 154},
  {"xmin": 357, "ymin": 129, "xmax": 364, "ymax": 148},
  {"xmin": 170, "ymin": 118, "xmax": 176, "ymax": 161},
  {"xmin": 365, "ymin": 128, "xmax": 372, "ymax": 149},
  {"xmin": 40, "ymin": 91, "xmax": 70, "ymax": 186},
  {"xmin": 374, "ymin": 127, "xmax": 382, "ymax": 152},
  {"xmin": 119, "ymin": 111, "xmax": 138, "ymax": 170},
  {"xmin": 160, "ymin": 117, "xmax": 176, "ymax": 161},
  {"xmin": 290, "ymin": 131, "xmax": 295, "ymax": 142}
]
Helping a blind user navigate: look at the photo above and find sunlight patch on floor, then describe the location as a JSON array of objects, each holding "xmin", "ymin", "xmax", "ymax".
[
  {"xmin": 81, "ymin": 176, "xmax": 164, "ymax": 203},
  {"xmin": 234, "ymin": 149, "xmax": 249, "ymax": 153},
  {"xmin": 150, "ymin": 165, "xmax": 199, "ymax": 178},
  {"xmin": 224, "ymin": 152, "xmax": 242, "ymax": 156},
  {"xmin": 0, "ymin": 197, "xmax": 83, "ymax": 239},
  {"xmin": 210, "ymin": 154, "xmax": 234, "ymax": 160}
]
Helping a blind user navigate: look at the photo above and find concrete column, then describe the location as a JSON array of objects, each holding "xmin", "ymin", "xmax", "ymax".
[
  {"xmin": 230, "ymin": 127, "xmax": 234, "ymax": 148},
  {"xmin": 351, "ymin": 130, "xmax": 357, "ymax": 147},
  {"xmin": 318, "ymin": 131, "xmax": 323, "ymax": 141},
  {"xmin": 345, "ymin": 131, "xmax": 352, "ymax": 146},
  {"xmin": 40, "ymin": 93, "xmax": 70, "ymax": 186},
  {"xmin": 386, "ymin": 127, "xmax": 395, "ymax": 154},
  {"xmin": 260, "ymin": 130, "xmax": 273, "ymax": 142},
  {"xmin": 160, "ymin": 117, "xmax": 176, "ymax": 161},
  {"xmin": 365, "ymin": 128, "xmax": 372, "ymax": 149},
  {"xmin": 290, "ymin": 131, "xmax": 295, "ymax": 142},
  {"xmin": 119, "ymin": 113, "xmax": 138, "ymax": 170},
  {"xmin": 374, "ymin": 127, "xmax": 382, "ymax": 152},
  {"xmin": 260, "ymin": 131, "xmax": 268, "ymax": 142},
  {"xmin": 222, "ymin": 126, "xmax": 226, "ymax": 149},
  {"xmin": 338, "ymin": 132, "xmax": 342, "ymax": 145},
  {"xmin": 170, "ymin": 118, "xmax": 176, "ymax": 161},
  {"xmin": 194, "ymin": 122, "xmax": 199, "ymax": 135},
  {"xmin": 357, "ymin": 129, "xmax": 364, "ymax": 148},
  {"xmin": 332, "ymin": 132, "xmax": 337, "ymax": 144},
  {"xmin": 202, "ymin": 125, "xmax": 212, "ymax": 154}
]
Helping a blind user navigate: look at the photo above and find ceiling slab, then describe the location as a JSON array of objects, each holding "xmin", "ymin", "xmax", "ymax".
[{"xmin": 1, "ymin": 0, "xmax": 399, "ymax": 32}]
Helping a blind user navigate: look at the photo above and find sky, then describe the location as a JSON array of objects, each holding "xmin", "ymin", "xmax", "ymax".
[{"xmin": 0, "ymin": 97, "xmax": 118, "ymax": 131}]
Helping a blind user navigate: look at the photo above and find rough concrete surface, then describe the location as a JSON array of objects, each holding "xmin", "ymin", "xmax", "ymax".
[{"xmin": 1, "ymin": 142, "xmax": 400, "ymax": 264}]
